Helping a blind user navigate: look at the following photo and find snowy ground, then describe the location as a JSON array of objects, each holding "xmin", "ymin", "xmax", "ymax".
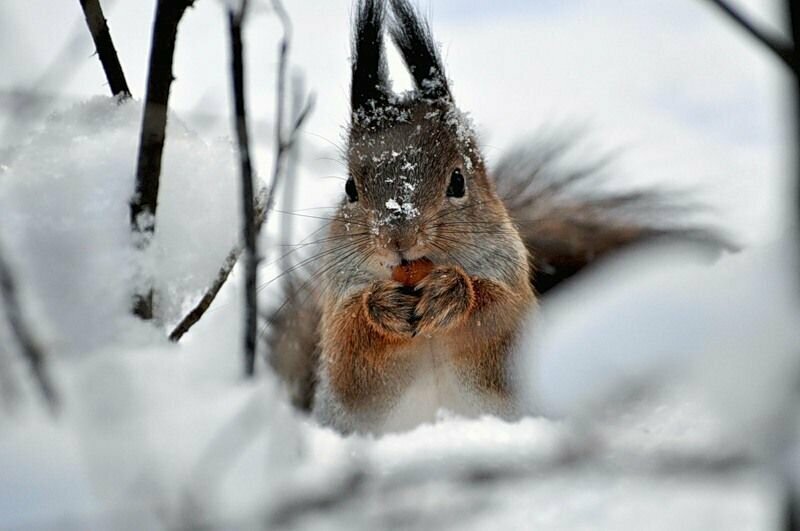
[{"xmin": 1, "ymin": 1, "xmax": 799, "ymax": 529}]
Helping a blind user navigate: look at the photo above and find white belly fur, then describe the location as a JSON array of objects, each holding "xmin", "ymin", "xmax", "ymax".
[{"xmin": 377, "ymin": 337, "xmax": 499, "ymax": 434}]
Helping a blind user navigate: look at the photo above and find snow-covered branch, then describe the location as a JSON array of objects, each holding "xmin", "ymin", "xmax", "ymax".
[{"xmin": 131, "ymin": 0, "xmax": 195, "ymax": 320}]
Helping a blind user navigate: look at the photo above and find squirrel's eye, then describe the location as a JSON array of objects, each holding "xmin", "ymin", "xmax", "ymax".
[
  {"xmin": 446, "ymin": 169, "xmax": 465, "ymax": 198},
  {"xmin": 345, "ymin": 176, "xmax": 358, "ymax": 202}
]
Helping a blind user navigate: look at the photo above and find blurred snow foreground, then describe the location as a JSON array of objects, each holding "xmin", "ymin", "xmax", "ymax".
[{"xmin": 0, "ymin": 97, "xmax": 798, "ymax": 530}]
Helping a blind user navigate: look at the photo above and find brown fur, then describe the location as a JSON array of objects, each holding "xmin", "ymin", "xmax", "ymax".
[
  {"xmin": 322, "ymin": 282, "xmax": 411, "ymax": 410},
  {"xmin": 321, "ymin": 263, "xmax": 533, "ymax": 415}
]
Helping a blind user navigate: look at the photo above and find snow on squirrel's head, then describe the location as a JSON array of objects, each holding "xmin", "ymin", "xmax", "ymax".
[{"xmin": 341, "ymin": 0, "xmax": 509, "ymax": 269}]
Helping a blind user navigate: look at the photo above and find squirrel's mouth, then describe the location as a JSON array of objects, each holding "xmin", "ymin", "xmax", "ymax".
[
  {"xmin": 377, "ymin": 256, "xmax": 428, "ymax": 270},
  {"xmin": 398, "ymin": 247, "xmax": 427, "ymax": 263},
  {"xmin": 376, "ymin": 247, "xmax": 428, "ymax": 270}
]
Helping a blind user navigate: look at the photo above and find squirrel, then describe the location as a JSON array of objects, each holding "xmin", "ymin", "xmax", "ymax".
[{"xmin": 266, "ymin": 0, "xmax": 726, "ymax": 434}]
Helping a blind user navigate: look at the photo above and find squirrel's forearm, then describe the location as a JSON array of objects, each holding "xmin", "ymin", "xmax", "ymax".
[
  {"xmin": 320, "ymin": 288, "xmax": 409, "ymax": 410},
  {"xmin": 469, "ymin": 276, "xmax": 532, "ymax": 333},
  {"xmin": 450, "ymin": 276, "xmax": 534, "ymax": 396}
]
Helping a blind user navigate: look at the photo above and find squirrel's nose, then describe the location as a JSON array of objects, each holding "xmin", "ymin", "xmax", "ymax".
[
  {"xmin": 390, "ymin": 235, "xmax": 416, "ymax": 253},
  {"xmin": 386, "ymin": 229, "xmax": 418, "ymax": 254}
]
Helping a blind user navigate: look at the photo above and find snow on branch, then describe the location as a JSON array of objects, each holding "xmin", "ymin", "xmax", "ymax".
[
  {"xmin": 78, "ymin": 0, "xmax": 132, "ymax": 100},
  {"xmin": 131, "ymin": 0, "xmax": 195, "ymax": 320}
]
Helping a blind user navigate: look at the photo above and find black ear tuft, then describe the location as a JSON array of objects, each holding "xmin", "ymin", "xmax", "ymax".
[
  {"xmin": 387, "ymin": 0, "xmax": 451, "ymax": 100},
  {"xmin": 352, "ymin": 0, "xmax": 391, "ymax": 112}
]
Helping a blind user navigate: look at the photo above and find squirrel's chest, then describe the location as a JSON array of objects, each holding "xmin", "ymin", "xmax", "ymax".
[{"xmin": 376, "ymin": 338, "xmax": 497, "ymax": 433}]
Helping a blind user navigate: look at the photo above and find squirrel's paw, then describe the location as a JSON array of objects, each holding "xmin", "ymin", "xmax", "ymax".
[
  {"xmin": 363, "ymin": 280, "xmax": 417, "ymax": 338},
  {"xmin": 413, "ymin": 266, "xmax": 475, "ymax": 336}
]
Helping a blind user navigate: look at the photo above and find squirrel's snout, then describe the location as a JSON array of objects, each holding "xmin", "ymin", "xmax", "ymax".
[
  {"xmin": 387, "ymin": 232, "xmax": 418, "ymax": 254},
  {"xmin": 377, "ymin": 225, "xmax": 424, "ymax": 260}
]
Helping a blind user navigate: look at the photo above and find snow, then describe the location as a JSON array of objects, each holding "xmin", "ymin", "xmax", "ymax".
[
  {"xmin": 0, "ymin": 0, "xmax": 797, "ymax": 528},
  {"xmin": 0, "ymin": 97, "xmax": 242, "ymax": 347},
  {"xmin": 384, "ymin": 198, "xmax": 401, "ymax": 211},
  {"xmin": 524, "ymin": 238, "xmax": 800, "ymax": 444},
  {"xmin": 384, "ymin": 197, "xmax": 419, "ymax": 219}
]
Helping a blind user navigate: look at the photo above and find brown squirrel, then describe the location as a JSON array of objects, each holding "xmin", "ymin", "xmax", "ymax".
[{"xmin": 267, "ymin": 0, "xmax": 725, "ymax": 434}]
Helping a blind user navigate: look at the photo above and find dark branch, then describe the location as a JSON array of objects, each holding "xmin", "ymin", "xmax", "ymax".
[
  {"xmin": 789, "ymin": 1, "xmax": 800, "ymax": 313},
  {"xmin": 704, "ymin": 0, "xmax": 797, "ymax": 71},
  {"xmin": 169, "ymin": 0, "xmax": 313, "ymax": 345},
  {"xmin": 228, "ymin": 1, "xmax": 259, "ymax": 377},
  {"xmin": 0, "ymin": 244, "xmax": 58, "ymax": 414},
  {"xmin": 131, "ymin": 0, "xmax": 194, "ymax": 320},
  {"xmin": 78, "ymin": 0, "xmax": 132, "ymax": 100}
]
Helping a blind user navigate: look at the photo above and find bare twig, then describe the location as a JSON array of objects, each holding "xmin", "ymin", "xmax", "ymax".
[
  {"xmin": 169, "ymin": 1, "xmax": 313, "ymax": 344},
  {"xmin": 790, "ymin": 0, "xmax": 800, "ymax": 230},
  {"xmin": 0, "ymin": 244, "xmax": 58, "ymax": 414},
  {"xmin": 131, "ymin": 0, "xmax": 195, "ymax": 320},
  {"xmin": 169, "ymin": 187, "xmax": 268, "ymax": 342},
  {"xmin": 703, "ymin": 0, "xmax": 796, "ymax": 71},
  {"xmin": 78, "ymin": 0, "xmax": 132, "ymax": 100},
  {"xmin": 264, "ymin": 0, "xmax": 309, "ymax": 225},
  {"xmin": 228, "ymin": 0, "xmax": 259, "ymax": 377}
]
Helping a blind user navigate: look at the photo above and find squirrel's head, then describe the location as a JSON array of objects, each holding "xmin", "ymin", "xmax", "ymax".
[{"xmin": 336, "ymin": 0, "xmax": 513, "ymax": 276}]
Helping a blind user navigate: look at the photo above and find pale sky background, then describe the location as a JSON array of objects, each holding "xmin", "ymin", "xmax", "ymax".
[{"xmin": 0, "ymin": 0, "xmax": 794, "ymax": 243}]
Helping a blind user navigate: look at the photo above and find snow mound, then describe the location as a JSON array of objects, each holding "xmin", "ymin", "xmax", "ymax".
[{"xmin": 0, "ymin": 96, "xmax": 241, "ymax": 354}]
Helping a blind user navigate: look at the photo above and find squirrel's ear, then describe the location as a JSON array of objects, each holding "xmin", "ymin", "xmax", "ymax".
[
  {"xmin": 388, "ymin": 0, "xmax": 451, "ymax": 101},
  {"xmin": 352, "ymin": 0, "xmax": 391, "ymax": 113}
]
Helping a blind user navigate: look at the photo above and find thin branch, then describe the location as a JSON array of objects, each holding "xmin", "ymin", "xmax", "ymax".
[
  {"xmin": 0, "ymin": 244, "xmax": 58, "ymax": 414},
  {"xmin": 265, "ymin": 0, "xmax": 296, "ymax": 223},
  {"xmin": 791, "ymin": 0, "xmax": 800, "ymax": 262},
  {"xmin": 78, "ymin": 0, "xmax": 132, "ymax": 100},
  {"xmin": 131, "ymin": 0, "xmax": 195, "ymax": 320},
  {"xmin": 168, "ymin": 95, "xmax": 312, "ymax": 342},
  {"xmin": 169, "ymin": 187, "xmax": 268, "ymax": 342},
  {"xmin": 169, "ymin": 2, "xmax": 313, "ymax": 344},
  {"xmin": 704, "ymin": 0, "xmax": 796, "ymax": 71},
  {"xmin": 228, "ymin": 1, "xmax": 259, "ymax": 377}
]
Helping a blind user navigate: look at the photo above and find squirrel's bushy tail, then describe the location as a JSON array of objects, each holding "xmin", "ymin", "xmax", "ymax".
[
  {"xmin": 266, "ymin": 138, "xmax": 732, "ymax": 411},
  {"xmin": 493, "ymin": 137, "xmax": 732, "ymax": 295}
]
